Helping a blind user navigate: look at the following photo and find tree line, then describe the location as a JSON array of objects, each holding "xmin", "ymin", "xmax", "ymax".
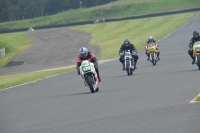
[{"xmin": 0, "ymin": 0, "xmax": 117, "ymax": 22}]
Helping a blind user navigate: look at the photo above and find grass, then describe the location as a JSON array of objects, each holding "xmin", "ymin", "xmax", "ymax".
[
  {"xmin": 0, "ymin": 67, "xmax": 75, "ymax": 90},
  {"xmin": 0, "ymin": 0, "xmax": 200, "ymax": 30},
  {"xmin": 0, "ymin": 32, "xmax": 33, "ymax": 67},
  {"xmin": 71, "ymin": 12, "xmax": 198, "ymax": 59},
  {"xmin": 0, "ymin": 12, "xmax": 197, "ymax": 90},
  {"xmin": 196, "ymin": 96, "xmax": 200, "ymax": 101}
]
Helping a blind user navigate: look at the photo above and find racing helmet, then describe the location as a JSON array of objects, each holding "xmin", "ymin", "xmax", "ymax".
[
  {"xmin": 79, "ymin": 47, "xmax": 88, "ymax": 58},
  {"xmin": 148, "ymin": 36, "xmax": 153, "ymax": 42},
  {"xmin": 124, "ymin": 39, "xmax": 130, "ymax": 47},
  {"xmin": 193, "ymin": 31, "xmax": 199, "ymax": 38}
]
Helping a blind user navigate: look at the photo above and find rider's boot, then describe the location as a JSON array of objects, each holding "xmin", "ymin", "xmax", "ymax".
[
  {"xmin": 84, "ymin": 80, "xmax": 87, "ymax": 86},
  {"xmin": 192, "ymin": 59, "xmax": 195, "ymax": 65},
  {"xmin": 122, "ymin": 63, "xmax": 125, "ymax": 70},
  {"xmin": 97, "ymin": 73, "xmax": 101, "ymax": 82},
  {"xmin": 157, "ymin": 52, "xmax": 160, "ymax": 60},
  {"xmin": 147, "ymin": 55, "xmax": 150, "ymax": 61},
  {"xmin": 134, "ymin": 62, "xmax": 137, "ymax": 69}
]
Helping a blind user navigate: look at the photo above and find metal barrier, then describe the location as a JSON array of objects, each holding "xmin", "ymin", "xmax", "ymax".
[{"xmin": 0, "ymin": 48, "xmax": 5, "ymax": 57}]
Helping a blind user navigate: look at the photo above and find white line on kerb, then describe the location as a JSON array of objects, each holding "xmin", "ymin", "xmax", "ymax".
[
  {"xmin": 0, "ymin": 59, "xmax": 117, "ymax": 92},
  {"xmin": 189, "ymin": 93, "xmax": 200, "ymax": 103}
]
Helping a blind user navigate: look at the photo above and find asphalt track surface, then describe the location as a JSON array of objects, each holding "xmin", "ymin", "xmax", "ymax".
[
  {"xmin": 0, "ymin": 13, "xmax": 200, "ymax": 133},
  {"xmin": 0, "ymin": 28, "xmax": 99, "ymax": 74}
]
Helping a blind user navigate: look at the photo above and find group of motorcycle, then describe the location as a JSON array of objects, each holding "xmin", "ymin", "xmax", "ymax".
[
  {"xmin": 78, "ymin": 42, "xmax": 160, "ymax": 93},
  {"xmin": 123, "ymin": 42, "xmax": 159, "ymax": 76},
  {"xmin": 124, "ymin": 40, "xmax": 200, "ymax": 73},
  {"xmin": 79, "ymin": 41, "xmax": 200, "ymax": 93}
]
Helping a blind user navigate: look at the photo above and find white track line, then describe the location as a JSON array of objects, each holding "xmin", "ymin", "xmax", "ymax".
[{"xmin": 0, "ymin": 59, "xmax": 116, "ymax": 91}]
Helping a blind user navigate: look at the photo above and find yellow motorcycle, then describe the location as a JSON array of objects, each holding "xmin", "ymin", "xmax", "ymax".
[
  {"xmin": 147, "ymin": 42, "xmax": 159, "ymax": 66},
  {"xmin": 192, "ymin": 41, "xmax": 200, "ymax": 70}
]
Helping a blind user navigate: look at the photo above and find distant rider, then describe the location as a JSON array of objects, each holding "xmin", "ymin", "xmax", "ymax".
[
  {"xmin": 76, "ymin": 47, "xmax": 101, "ymax": 82},
  {"xmin": 188, "ymin": 31, "xmax": 200, "ymax": 64},
  {"xmin": 145, "ymin": 36, "xmax": 160, "ymax": 61},
  {"xmin": 119, "ymin": 39, "xmax": 139, "ymax": 70}
]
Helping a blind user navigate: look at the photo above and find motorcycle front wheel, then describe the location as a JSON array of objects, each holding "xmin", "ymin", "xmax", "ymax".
[
  {"xmin": 126, "ymin": 61, "xmax": 130, "ymax": 76},
  {"xmin": 85, "ymin": 74, "xmax": 96, "ymax": 93},
  {"xmin": 151, "ymin": 54, "xmax": 156, "ymax": 66}
]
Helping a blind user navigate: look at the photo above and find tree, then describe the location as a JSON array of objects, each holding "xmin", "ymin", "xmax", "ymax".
[{"xmin": 33, "ymin": 0, "xmax": 50, "ymax": 16}]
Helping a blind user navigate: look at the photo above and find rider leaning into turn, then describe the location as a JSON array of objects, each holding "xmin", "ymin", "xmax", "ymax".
[
  {"xmin": 76, "ymin": 47, "xmax": 101, "ymax": 82},
  {"xmin": 188, "ymin": 31, "xmax": 200, "ymax": 64},
  {"xmin": 119, "ymin": 39, "xmax": 139, "ymax": 70},
  {"xmin": 145, "ymin": 36, "xmax": 160, "ymax": 61}
]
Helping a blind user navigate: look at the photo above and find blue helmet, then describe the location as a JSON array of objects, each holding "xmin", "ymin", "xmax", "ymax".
[{"xmin": 79, "ymin": 47, "xmax": 88, "ymax": 58}]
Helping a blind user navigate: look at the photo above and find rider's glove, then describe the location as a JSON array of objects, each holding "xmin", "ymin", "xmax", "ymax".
[{"xmin": 119, "ymin": 53, "xmax": 123, "ymax": 56}]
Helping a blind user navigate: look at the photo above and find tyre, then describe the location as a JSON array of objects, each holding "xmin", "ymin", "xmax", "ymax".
[
  {"xmin": 197, "ymin": 55, "xmax": 200, "ymax": 70},
  {"xmin": 85, "ymin": 74, "xmax": 95, "ymax": 93},
  {"xmin": 151, "ymin": 54, "xmax": 156, "ymax": 66},
  {"xmin": 126, "ymin": 61, "xmax": 130, "ymax": 76},
  {"xmin": 130, "ymin": 60, "xmax": 133, "ymax": 75}
]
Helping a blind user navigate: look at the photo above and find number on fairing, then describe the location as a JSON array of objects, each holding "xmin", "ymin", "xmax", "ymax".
[
  {"xmin": 196, "ymin": 46, "xmax": 200, "ymax": 51},
  {"xmin": 82, "ymin": 66, "xmax": 91, "ymax": 72},
  {"xmin": 125, "ymin": 52, "xmax": 131, "ymax": 56},
  {"xmin": 150, "ymin": 47, "xmax": 154, "ymax": 51}
]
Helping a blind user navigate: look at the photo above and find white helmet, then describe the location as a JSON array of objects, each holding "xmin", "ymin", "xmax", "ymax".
[
  {"xmin": 148, "ymin": 36, "xmax": 153, "ymax": 42},
  {"xmin": 79, "ymin": 47, "xmax": 88, "ymax": 58}
]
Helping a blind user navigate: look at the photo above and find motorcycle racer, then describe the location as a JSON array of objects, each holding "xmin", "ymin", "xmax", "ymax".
[
  {"xmin": 77, "ymin": 47, "xmax": 101, "ymax": 82},
  {"xmin": 119, "ymin": 39, "xmax": 139, "ymax": 70},
  {"xmin": 145, "ymin": 36, "xmax": 160, "ymax": 61},
  {"xmin": 188, "ymin": 31, "xmax": 200, "ymax": 64}
]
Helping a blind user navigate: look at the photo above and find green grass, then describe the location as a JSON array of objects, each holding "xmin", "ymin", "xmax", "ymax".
[
  {"xmin": 196, "ymin": 96, "xmax": 200, "ymax": 101},
  {"xmin": 0, "ymin": 12, "xmax": 198, "ymax": 90},
  {"xmin": 71, "ymin": 12, "xmax": 198, "ymax": 59},
  {"xmin": 0, "ymin": 67, "xmax": 75, "ymax": 90},
  {"xmin": 0, "ymin": 32, "xmax": 33, "ymax": 67},
  {"xmin": 0, "ymin": 0, "xmax": 199, "ymax": 30},
  {"xmin": 0, "ymin": 12, "xmax": 197, "ymax": 90}
]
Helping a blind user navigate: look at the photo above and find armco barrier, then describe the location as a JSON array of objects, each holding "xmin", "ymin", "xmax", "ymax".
[{"xmin": 0, "ymin": 7, "xmax": 200, "ymax": 34}]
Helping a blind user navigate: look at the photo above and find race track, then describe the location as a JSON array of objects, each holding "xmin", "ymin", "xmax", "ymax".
[
  {"xmin": 0, "ymin": 13, "xmax": 200, "ymax": 133},
  {"xmin": 0, "ymin": 28, "xmax": 99, "ymax": 74}
]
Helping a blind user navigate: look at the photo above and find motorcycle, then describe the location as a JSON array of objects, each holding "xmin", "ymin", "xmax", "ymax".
[
  {"xmin": 147, "ymin": 42, "xmax": 159, "ymax": 66},
  {"xmin": 124, "ymin": 50, "xmax": 135, "ymax": 76},
  {"xmin": 192, "ymin": 41, "xmax": 200, "ymax": 70},
  {"xmin": 80, "ymin": 60, "xmax": 99, "ymax": 93}
]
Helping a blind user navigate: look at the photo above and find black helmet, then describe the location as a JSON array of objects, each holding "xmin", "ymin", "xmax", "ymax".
[
  {"xmin": 193, "ymin": 31, "xmax": 199, "ymax": 38},
  {"xmin": 124, "ymin": 39, "xmax": 130, "ymax": 47}
]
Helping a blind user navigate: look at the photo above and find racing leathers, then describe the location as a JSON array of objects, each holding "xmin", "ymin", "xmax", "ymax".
[
  {"xmin": 145, "ymin": 39, "xmax": 160, "ymax": 60},
  {"xmin": 188, "ymin": 36, "xmax": 200, "ymax": 64},
  {"xmin": 119, "ymin": 43, "xmax": 139, "ymax": 69},
  {"xmin": 77, "ymin": 52, "xmax": 101, "ymax": 82}
]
